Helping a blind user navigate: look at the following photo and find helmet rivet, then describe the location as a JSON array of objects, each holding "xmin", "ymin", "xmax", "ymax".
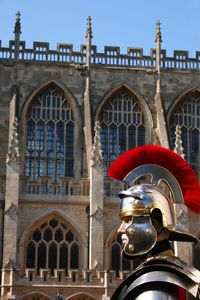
[
  {"xmin": 128, "ymin": 244, "xmax": 134, "ymax": 251},
  {"xmin": 146, "ymin": 228, "xmax": 152, "ymax": 235},
  {"xmin": 128, "ymin": 228, "xmax": 134, "ymax": 234}
]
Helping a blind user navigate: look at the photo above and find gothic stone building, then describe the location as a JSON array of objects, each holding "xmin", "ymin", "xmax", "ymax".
[{"xmin": 0, "ymin": 12, "xmax": 199, "ymax": 300}]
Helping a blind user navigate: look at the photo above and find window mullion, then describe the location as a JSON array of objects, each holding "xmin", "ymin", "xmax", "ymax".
[
  {"xmin": 35, "ymin": 243, "xmax": 38, "ymax": 271},
  {"xmin": 33, "ymin": 122, "xmax": 37, "ymax": 180},
  {"xmin": 57, "ymin": 243, "xmax": 60, "ymax": 269},
  {"xmin": 46, "ymin": 242, "xmax": 49, "ymax": 270},
  {"xmin": 68, "ymin": 243, "xmax": 71, "ymax": 270},
  {"xmin": 64, "ymin": 122, "xmax": 66, "ymax": 178},
  {"xmin": 54, "ymin": 122, "xmax": 57, "ymax": 181},
  {"xmin": 44, "ymin": 121, "xmax": 47, "ymax": 176}
]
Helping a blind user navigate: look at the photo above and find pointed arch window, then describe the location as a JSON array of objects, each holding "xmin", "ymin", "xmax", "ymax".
[
  {"xmin": 99, "ymin": 88, "xmax": 146, "ymax": 175},
  {"xmin": 26, "ymin": 218, "xmax": 79, "ymax": 275},
  {"xmin": 25, "ymin": 85, "xmax": 74, "ymax": 181},
  {"xmin": 169, "ymin": 91, "xmax": 200, "ymax": 178}
]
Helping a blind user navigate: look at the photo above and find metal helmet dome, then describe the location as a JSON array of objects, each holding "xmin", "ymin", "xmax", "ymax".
[{"xmin": 118, "ymin": 184, "xmax": 175, "ymax": 226}]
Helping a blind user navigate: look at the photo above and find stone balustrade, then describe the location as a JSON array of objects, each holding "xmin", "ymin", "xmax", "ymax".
[
  {"xmin": 0, "ymin": 175, "xmax": 124, "ymax": 201},
  {"xmin": 1, "ymin": 267, "xmax": 132, "ymax": 298},
  {"xmin": 2, "ymin": 267, "xmax": 130, "ymax": 289},
  {"xmin": 0, "ymin": 40, "xmax": 200, "ymax": 70},
  {"xmin": 19, "ymin": 177, "xmax": 90, "ymax": 198},
  {"xmin": 0, "ymin": 176, "xmax": 124, "ymax": 201},
  {"xmin": 0, "ymin": 177, "xmax": 126, "ymax": 205},
  {"xmin": 103, "ymin": 179, "xmax": 125, "ymax": 199},
  {"xmin": 18, "ymin": 176, "xmax": 124, "ymax": 201}
]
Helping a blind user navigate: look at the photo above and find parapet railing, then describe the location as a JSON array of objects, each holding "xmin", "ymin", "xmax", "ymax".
[
  {"xmin": 1, "ymin": 40, "xmax": 200, "ymax": 70},
  {"xmin": 19, "ymin": 176, "xmax": 123, "ymax": 201},
  {"xmin": 19, "ymin": 176, "xmax": 90, "ymax": 197},
  {"xmin": 0, "ymin": 175, "xmax": 124, "ymax": 199},
  {"xmin": 2, "ymin": 267, "xmax": 130, "ymax": 287}
]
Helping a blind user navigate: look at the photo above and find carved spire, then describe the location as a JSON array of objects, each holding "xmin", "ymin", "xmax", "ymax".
[
  {"xmin": 174, "ymin": 125, "xmax": 185, "ymax": 159},
  {"xmin": 155, "ymin": 20, "xmax": 162, "ymax": 75},
  {"xmin": 6, "ymin": 117, "xmax": 20, "ymax": 165},
  {"xmin": 90, "ymin": 121, "xmax": 103, "ymax": 167},
  {"xmin": 154, "ymin": 21, "xmax": 169, "ymax": 147},
  {"xmin": 86, "ymin": 16, "xmax": 92, "ymax": 68},
  {"xmin": 86, "ymin": 16, "xmax": 93, "ymax": 39},
  {"xmin": 14, "ymin": 11, "xmax": 21, "ymax": 38},
  {"xmin": 155, "ymin": 20, "xmax": 162, "ymax": 44},
  {"xmin": 13, "ymin": 11, "xmax": 21, "ymax": 61}
]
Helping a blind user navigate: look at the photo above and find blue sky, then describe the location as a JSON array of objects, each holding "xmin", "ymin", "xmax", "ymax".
[{"xmin": 0, "ymin": 0, "xmax": 200, "ymax": 57}]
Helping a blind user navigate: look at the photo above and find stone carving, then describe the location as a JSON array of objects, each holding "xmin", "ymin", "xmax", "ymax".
[
  {"xmin": 90, "ymin": 206, "xmax": 103, "ymax": 219},
  {"xmin": 4, "ymin": 258, "xmax": 16, "ymax": 269},
  {"xmin": 94, "ymin": 258, "xmax": 103, "ymax": 270},
  {"xmin": 14, "ymin": 11, "xmax": 21, "ymax": 36},
  {"xmin": 6, "ymin": 117, "xmax": 20, "ymax": 165},
  {"xmin": 86, "ymin": 16, "xmax": 93, "ymax": 39},
  {"xmin": 177, "ymin": 208, "xmax": 189, "ymax": 224},
  {"xmin": 90, "ymin": 121, "xmax": 103, "ymax": 167},
  {"xmin": 5, "ymin": 202, "xmax": 18, "ymax": 216},
  {"xmin": 174, "ymin": 125, "xmax": 185, "ymax": 158},
  {"xmin": 155, "ymin": 20, "xmax": 162, "ymax": 43}
]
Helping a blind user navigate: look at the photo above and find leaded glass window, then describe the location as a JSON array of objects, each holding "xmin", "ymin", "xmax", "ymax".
[
  {"xmin": 99, "ymin": 89, "xmax": 145, "ymax": 175},
  {"xmin": 25, "ymin": 86, "xmax": 74, "ymax": 181},
  {"xmin": 26, "ymin": 218, "xmax": 79, "ymax": 275},
  {"xmin": 169, "ymin": 91, "xmax": 200, "ymax": 178}
]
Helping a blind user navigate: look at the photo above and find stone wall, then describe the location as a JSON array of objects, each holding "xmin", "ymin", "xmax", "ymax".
[{"xmin": 0, "ymin": 35, "xmax": 200, "ymax": 299}]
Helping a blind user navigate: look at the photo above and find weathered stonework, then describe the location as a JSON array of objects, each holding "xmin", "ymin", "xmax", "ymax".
[{"xmin": 0, "ymin": 13, "xmax": 199, "ymax": 300}]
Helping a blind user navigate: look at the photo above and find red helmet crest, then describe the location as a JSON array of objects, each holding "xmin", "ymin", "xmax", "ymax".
[{"xmin": 107, "ymin": 145, "xmax": 200, "ymax": 213}]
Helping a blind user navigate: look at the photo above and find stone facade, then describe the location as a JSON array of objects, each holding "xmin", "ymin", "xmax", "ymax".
[{"xmin": 0, "ymin": 13, "xmax": 199, "ymax": 300}]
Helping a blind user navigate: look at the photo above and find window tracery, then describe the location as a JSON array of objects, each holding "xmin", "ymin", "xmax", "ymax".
[
  {"xmin": 26, "ymin": 218, "xmax": 79, "ymax": 275},
  {"xmin": 169, "ymin": 91, "xmax": 200, "ymax": 178},
  {"xmin": 25, "ymin": 85, "xmax": 74, "ymax": 181},
  {"xmin": 99, "ymin": 88, "xmax": 145, "ymax": 175}
]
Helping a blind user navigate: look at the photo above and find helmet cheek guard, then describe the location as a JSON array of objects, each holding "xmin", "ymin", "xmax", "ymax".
[{"xmin": 123, "ymin": 216, "xmax": 157, "ymax": 258}]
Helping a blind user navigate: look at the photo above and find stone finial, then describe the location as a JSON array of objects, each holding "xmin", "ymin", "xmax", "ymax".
[
  {"xmin": 155, "ymin": 20, "xmax": 162, "ymax": 43},
  {"xmin": 94, "ymin": 258, "xmax": 103, "ymax": 270},
  {"xmin": 86, "ymin": 16, "xmax": 93, "ymax": 39},
  {"xmin": 6, "ymin": 117, "xmax": 20, "ymax": 165},
  {"xmin": 5, "ymin": 202, "xmax": 18, "ymax": 217},
  {"xmin": 90, "ymin": 206, "xmax": 103, "ymax": 219},
  {"xmin": 90, "ymin": 121, "xmax": 103, "ymax": 167},
  {"xmin": 13, "ymin": 11, "xmax": 21, "ymax": 36},
  {"xmin": 4, "ymin": 258, "xmax": 17, "ymax": 269},
  {"xmin": 174, "ymin": 125, "xmax": 185, "ymax": 159},
  {"xmin": 155, "ymin": 20, "xmax": 162, "ymax": 81}
]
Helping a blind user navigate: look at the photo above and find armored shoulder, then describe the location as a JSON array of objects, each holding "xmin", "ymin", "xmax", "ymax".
[{"xmin": 111, "ymin": 256, "xmax": 200, "ymax": 300}]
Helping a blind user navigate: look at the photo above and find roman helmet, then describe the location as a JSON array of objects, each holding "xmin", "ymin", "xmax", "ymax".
[{"xmin": 107, "ymin": 145, "xmax": 200, "ymax": 258}]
